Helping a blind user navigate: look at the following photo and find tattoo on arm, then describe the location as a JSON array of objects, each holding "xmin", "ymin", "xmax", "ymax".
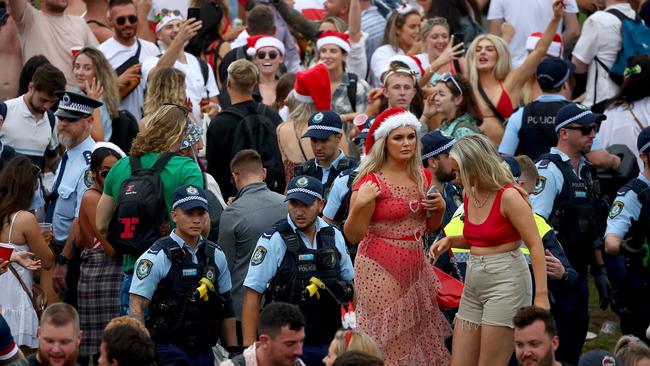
[{"xmin": 128, "ymin": 294, "xmax": 150, "ymax": 324}]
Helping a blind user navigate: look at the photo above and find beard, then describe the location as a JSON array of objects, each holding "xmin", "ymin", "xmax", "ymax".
[
  {"xmin": 37, "ymin": 347, "xmax": 79, "ymax": 366},
  {"xmin": 57, "ymin": 131, "xmax": 75, "ymax": 148},
  {"xmin": 435, "ymin": 169, "xmax": 456, "ymax": 183},
  {"xmin": 28, "ymin": 94, "xmax": 46, "ymax": 114},
  {"xmin": 44, "ymin": 0, "xmax": 68, "ymax": 13},
  {"xmin": 518, "ymin": 348, "xmax": 554, "ymax": 366}
]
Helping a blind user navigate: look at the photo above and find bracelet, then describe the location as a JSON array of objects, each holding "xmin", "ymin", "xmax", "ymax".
[{"xmin": 56, "ymin": 254, "xmax": 70, "ymax": 265}]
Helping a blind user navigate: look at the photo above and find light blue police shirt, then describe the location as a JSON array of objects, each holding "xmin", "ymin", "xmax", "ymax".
[
  {"xmin": 52, "ymin": 136, "xmax": 95, "ymax": 242},
  {"xmin": 605, "ymin": 174, "xmax": 650, "ymax": 238},
  {"xmin": 243, "ymin": 215, "xmax": 355, "ymax": 294},
  {"xmin": 130, "ymin": 230, "xmax": 232, "ymax": 300},
  {"xmin": 323, "ymin": 169, "xmax": 356, "ymax": 220},
  {"xmin": 531, "ymin": 147, "xmax": 589, "ymax": 219},
  {"xmin": 316, "ymin": 150, "xmax": 347, "ymax": 185}
]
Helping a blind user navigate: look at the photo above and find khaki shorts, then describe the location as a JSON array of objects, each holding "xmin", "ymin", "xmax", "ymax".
[{"xmin": 456, "ymin": 250, "xmax": 532, "ymax": 328}]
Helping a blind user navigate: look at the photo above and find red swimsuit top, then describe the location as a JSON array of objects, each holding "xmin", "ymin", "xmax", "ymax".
[
  {"xmin": 480, "ymin": 83, "xmax": 514, "ymax": 120},
  {"xmin": 463, "ymin": 184, "xmax": 521, "ymax": 247}
]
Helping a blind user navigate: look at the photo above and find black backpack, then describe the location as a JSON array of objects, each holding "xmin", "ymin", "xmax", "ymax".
[
  {"xmin": 109, "ymin": 110, "xmax": 139, "ymax": 155},
  {"xmin": 108, "ymin": 152, "xmax": 175, "ymax": 255},
  {"xmin": 222, "ymin": 104, "xmax": 286, "ymax": 192}
]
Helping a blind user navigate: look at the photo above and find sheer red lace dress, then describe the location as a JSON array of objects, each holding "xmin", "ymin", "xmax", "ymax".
[{"xmin": 353, "ymin": 171, "xmax": 451, "ymax": 365}]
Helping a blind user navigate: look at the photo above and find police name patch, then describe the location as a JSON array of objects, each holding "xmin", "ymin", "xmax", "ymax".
[
  {"xmin": 609, "ymin": 201, "xmax": 624, "ymax": 219},
  {"xmin": 136, "ymin": 259, "xmax": 153, "ymax": 280},
  {"xmin": 251, "ymin": 246, "xmax": 267, "ymax": 266}
]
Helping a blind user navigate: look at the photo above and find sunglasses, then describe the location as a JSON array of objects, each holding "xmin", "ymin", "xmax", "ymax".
[
  {"xmin": 432, "ymin": 73, "xmax": 462, "ymax": 96},
  {"xmin": 32, "ymin": 164, "xmax": 42, "ymax": 177},
  {"xmin": 160, "ymin": 8, "xmax": 182, "ymax": 17},
  {"xmin": 563, "ymin": 124, "xmax": 599, "ymax": 135},
  {"xmin": 256, "ymin": 50, "xmax": 279, "ymax": 60},
  {"xmin": 99, "ymin": 169, "xmax": 111, "ymax": 178},
  {"xmin": 116, "ymin": 15, "xmax": 137, "ymax": 26}
]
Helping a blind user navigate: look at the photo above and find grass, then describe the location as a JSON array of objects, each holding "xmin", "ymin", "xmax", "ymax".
[{"xmin": 583, "ymin": 277, "xmax": 622, "ymax": 353}]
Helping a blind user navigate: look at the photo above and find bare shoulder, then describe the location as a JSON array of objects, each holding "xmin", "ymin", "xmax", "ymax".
[{"xmin": 501, "ymin": 186, "xmax": 527, "ymax": 205}]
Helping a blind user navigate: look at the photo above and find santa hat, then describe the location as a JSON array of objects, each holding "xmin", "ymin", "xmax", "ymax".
[
  {"xmin": 389, "ymin": 55, "xmax": 426, "ymax": 81},
  {"xmin": 154, "ymin": 13, "xmax": 184, "ymax": 33},
  {"xmin": 293, "ymin": 64, "xmax": 331, "ymax": 111},
  {"xmin": 316, "ymin": 31, "xmax": 351, "ymax": 53},
  {"xmin": 525, "ymin": 32, "xmax": 563, "ymax": 58},
  {"xmin": 365, "ymin": 107, "xmax": 421, "ymax": 154},
  {"xmin": 246, "ymin": 34, "xmax": 286, "ymax": 57}
]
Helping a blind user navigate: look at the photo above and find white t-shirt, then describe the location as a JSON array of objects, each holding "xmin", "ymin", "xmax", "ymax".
[
  {"xmin": 487, "ymin": 0, "xmax": 578, "ymax": 68},
  {"xmin": 0, "ymin": 96, "xmax": 57, "ymax": 158},
  {"xmin": 602, "ymin": 98, "xmax": 650, "ymax": 172},
  {"xmin": 141, "ymin": 52, "xmax": 219, "ymax": 118},
  {"xmin": 147, "ymin": 0, "xmax": 191, "ymax": 21},
  {"xmin": 370, "ymin": 44, "xmax": 404, "ymax": 87},
  {"xmin": 98, "ymin": 37, "xmax": 160, "ymax": 121},
  {"xmin": 572, "ymin": 3, "xmax": 636, "ymax": 107}
]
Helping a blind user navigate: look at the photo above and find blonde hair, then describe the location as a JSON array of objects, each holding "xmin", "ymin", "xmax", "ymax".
[
  {"xmin": 465, "ymin": 34, "xmax": 512, "ymax": 88},
  {"xmin": 615, "ymin": 335, "xmax": 650, "ymax": 366},
  {"xmin": 129, "ymin": 104, "xmax": 188, "ymax": 156},
  {"xmin": 353, "ymin": 125, "xmax": 425, "ymax": 195},
  {"xmin": 74, "ymin": 47, "xmax": 120, "ymax": 119},
  {"xmin": 449, "ymin": 134, "xmax": 528, "ymax": 202},
  {"xmin": 514, "ymin": 155, "xmax": 538, "ymax": 182},
  {"xmin": 144, "ymin": 67, "xmax": 187, "ymax": 116},
  {"xmin": 330, "ymin": 330, "xmax": 382, "ymax": 359},
  {"xmin": 228, "ymin": 59, "xmax": 259, "ymax": 94},
  {"xmin": 382, "ymin": 10, "xmax": 421, "ymax": 51},
  {"xmin": 420, "ymin": 17, "xmax": 450, "ymax": 44},
  {"xmin": 287, "ymin": 94, "xmax": 317, "ymax": 135},
  {"xmin": 104, "ymin": 316, "xmax": 150, "ymax": 337}
]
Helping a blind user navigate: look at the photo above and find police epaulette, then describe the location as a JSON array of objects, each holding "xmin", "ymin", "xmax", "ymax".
[
  {"xmin": 537, "ymin": 159, "xmax": 551, "ymax": 169},
  {"xmin": 147, "ymin": 244, "xmax": 162, "ymax": 255},
  {"xmin": 620, "ymin": 178, "xmax": 649, "ymax": 196}
]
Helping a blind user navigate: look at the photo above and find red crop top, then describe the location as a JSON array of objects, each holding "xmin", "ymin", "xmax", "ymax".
[{"xmin": 463, "ymin": 183, "xmax": 522, "ymax": 247}]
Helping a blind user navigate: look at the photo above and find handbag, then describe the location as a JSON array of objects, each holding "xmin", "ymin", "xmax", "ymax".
[
  {"xmin": 8, "ymin": 265, "xmax": 47, "ymax": 318},
  {"xmin": 433, "ymin": 249, "xmax": 464, "ymax": 309}
]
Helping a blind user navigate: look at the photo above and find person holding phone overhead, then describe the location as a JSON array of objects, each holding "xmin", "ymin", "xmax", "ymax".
[
  {"xmin": 344, "ymin": 107, "xmax": 451, "ymax": 365},
  {"xmin": 429, "ymin": 134, "xmax": 549, "ymax": 366}
]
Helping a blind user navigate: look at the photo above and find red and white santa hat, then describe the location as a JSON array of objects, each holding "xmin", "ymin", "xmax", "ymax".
[
  {"xmin": 317, "ymin": 31, "xmax": 351, "ymax": 53},
  {"xmin": 293, "ymin": 64, "xmax": 331, "ymax": 111},
  {"xmin": 525, "ymin": 32, "xmax": 563, "ymax": 58},
  {"xmin": 246, "ymin": 34, "xmax": 286, "ymax": 57},
  {"xmin": 389, "ymin": 55, "xmax": 426, "ymax": 81},
  {"xmin": 365, "ymin": 107, "xmax": 421, "ymax": 154}
]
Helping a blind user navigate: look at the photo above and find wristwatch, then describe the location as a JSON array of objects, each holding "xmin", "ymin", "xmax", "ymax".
[{"xmin": 56, "ymin": 254, "xmax": 70, "ymax": 265}]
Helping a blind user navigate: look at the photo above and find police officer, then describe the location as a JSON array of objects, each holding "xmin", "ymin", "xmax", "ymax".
[
  {"xmin": 295, "ymin": 111, "xmax": 358, "ymax": 198},
  {"xmin": 241, "ymin": 176, "xmax": 354, "ymax": 366},
  {"xmin": 48, "ymin": 91, "xmax": 102, "ymax": 305},
  {"xmin": 499, "ymin": 56, "xmax": 573, "ymax": 161},
  {"xmin": 129, "ymin": 185, "xmax": 237, "ymax": 366},
  {"xmin": 531, "ymin": 103, "xmax": 611, "ymax": 365},
  {"xmin": 604, "ymin": 126, "xmax": 650, "ymax": 343}
]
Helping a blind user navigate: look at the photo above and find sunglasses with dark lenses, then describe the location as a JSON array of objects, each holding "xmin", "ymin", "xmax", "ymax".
[
  {"xmin": 256, "ymin": 50, "xmax": 279, "ymax": 60},
  {"xmin": 99, "ymin": 169, "xmax": 111, "ymax": 178},
  {"xmin": 564, "ymin": 124, "xmax": 599, "ymax": 135},
  {"xmin": 161, "ymin": 8, "xmax": 182, "ymax": 17},
  {"xmin": 116, "ymin": 15, "xmax": 137, "ymax": 26}
]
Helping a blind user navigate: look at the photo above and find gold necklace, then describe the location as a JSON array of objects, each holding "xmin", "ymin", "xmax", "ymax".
[{"xmin": 472, "ymin": 190, "xmax": 492, "ymax": 208}]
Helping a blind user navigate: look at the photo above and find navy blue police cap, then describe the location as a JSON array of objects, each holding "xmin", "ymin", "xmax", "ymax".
[
  {"xmin": 54, "ymin": 91, "xmax": 102, "ymax": 121},
  {"xmin": 421, "ymin": 131, "xmax": 456, "ymax": 161},
  {"xmin": 638, "ymin": 126, "xmax": 650, "ymax": 154},
  {"xmin": 536, "ymin": 56, "xmax": 575, "ymax": 90},
  {"xmin": 302, "ymin": 111, "xmax": 343, "ymax": 139},
  {"xmin": 285, "ymin": 175, "xmax": 324, "ymax": 205},
  {"xmin": 555, "ymin": 103, "xmax": 606, "ymax": 133},
  {"xmin": 172, "ymin": 185, "xmax": 209, "ymax": 211}
]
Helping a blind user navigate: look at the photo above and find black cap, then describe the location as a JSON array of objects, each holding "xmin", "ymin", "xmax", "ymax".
[
  {"xmin": 54, "ymin": 91, "xmax": 102, "ymax": 121},
  {"xmin": 536, "ymin": 56, "xmax": 575, "ymax": 90}
]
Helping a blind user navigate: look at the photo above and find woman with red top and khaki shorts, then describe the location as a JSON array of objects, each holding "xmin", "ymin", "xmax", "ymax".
[{"xmin": 430, "ymin": 134, "xmax": 550, "ymax": 366}]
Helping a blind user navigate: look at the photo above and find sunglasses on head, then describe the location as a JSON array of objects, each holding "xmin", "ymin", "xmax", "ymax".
[
  {"xmin": 32, "ymin": 164, "xmax": 42, "ymax": 178},
  {"xmin": 432, "ymin": 73, "xmax": 462, "ymax": 96},
  {"xmin": 161, "ymin": 8, "xmax": 182, "ymax": 17},
  {"xmin": 564, "ymin": 124, "xmax": 599, "ymax": 135},
  {"xmin": 116, "ymin": 15, "xmax": 137, "ymax": 26},
  {"xmin": 256, "ymin": 50, "xmax": 279, "ymax": 60}
]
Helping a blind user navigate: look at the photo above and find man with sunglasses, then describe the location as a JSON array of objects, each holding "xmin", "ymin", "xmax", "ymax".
[
  {"xmin": 603, "ymin": 126, "xmax": 650, "ymax": 344},
  {"xmin": 8, "ymin": 0, "xmax": 99, "ymax": 89},
  {"xmin": 98, "ymin": 0, "xmax": 160, "ymax": 121},
  {"xmin": 531, "ymin": 103, "xmax": 612, "ymax": 365}
]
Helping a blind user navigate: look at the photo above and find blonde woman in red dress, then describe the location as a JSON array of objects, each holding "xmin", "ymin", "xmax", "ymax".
[{"xmin": 344, "ymin": 107, "xmax": 451, "ymax": 365}]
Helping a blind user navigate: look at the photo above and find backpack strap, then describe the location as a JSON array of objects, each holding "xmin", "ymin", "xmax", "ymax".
[
  {"xmin": 129, "ymin": 155, "xmax": 143, "ymax": 174},
  {"xmin": 606, "ymin": 8, "xmax": 641, "ymax": 23},
  {"xmin": 346, "ymin": 73, "xmax": 358, "ymax": 112},
  {"xmin": 628, "ymin": 178, "xmax": 650, "ymax": 196},
  {"xmin": 0, "ymin": 102, "xmax": 6, "ymax": 120},
  {"xmin": 476, "ymin": 78, "xmax": 506, "ymax": 124},
  {"xmin": 156, "ymin": 236, "xmax": 185, "ymax": 265},
  {"xmin": 199, "ymin": 58, "xmax": 209, "ymax": 87},
  {"xmin": 276, "ymin": 219, "xmax": 302, "ymax": 255},
  {"xmin": 230, "ymin": 353, "xmax": 246, "ymax": 366},
  {"xmin": 46, "ymin": 110, "xmax": 55, "ymax": 130},
  {"xmin": 151, "ymin": 152, "xmax": 176, "ymax": 174}
]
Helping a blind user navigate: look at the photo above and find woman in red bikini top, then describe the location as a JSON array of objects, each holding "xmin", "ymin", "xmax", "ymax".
[
  {"xmin": 464, "ymin": 0, "xmax": 566, "ymax": 145},
  {"xmin": 430, "ymin": 134, "xmax": 549, "ymax": 366}
]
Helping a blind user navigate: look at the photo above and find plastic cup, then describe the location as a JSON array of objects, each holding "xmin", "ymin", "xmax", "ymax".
[
  {"xmin": 38, "ymin": 223, "xmax": 52, "ymax": 233},
  {"xmin": 71, "ymin": 46, "xmax": 82, "ymax": 58},
  {"xmin": 0, "ymin": 243, "xmax": 14, "ymax": 262},
  {"xmin": 353, "ymin": 114, "xmax": 368, "ymax": 128}
]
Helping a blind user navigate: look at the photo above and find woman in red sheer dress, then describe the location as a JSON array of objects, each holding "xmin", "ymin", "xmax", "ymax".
[{"xmin": 344, "ymin": 107, "xmax": 451, "ymax": 365}]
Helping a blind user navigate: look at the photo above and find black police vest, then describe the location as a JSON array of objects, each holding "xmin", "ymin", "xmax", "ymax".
[
  {"xmin": 266, "ymin": 219, "xmax": 344, "ymax": 345},
  {"xmin": 621, "ymin": 179, "xmax": 650, "ymax": 276},
  {"xmin": 146, "ymin": 237, "xmax": 224, "ymax": 350},
  {"xmin": 539, "ymin": 153, "xmax": 606, "ymax": 275},
  {"xmin": 519, "ymin": 100, "xmax": 569, "ymax": 160},
  {"xmin": 294, "ymin": 157, "xmax": 358, "ymax": 198},
  {"xmin": 332, "ymin": 170, "xmax": 358, "ymax": 224}
]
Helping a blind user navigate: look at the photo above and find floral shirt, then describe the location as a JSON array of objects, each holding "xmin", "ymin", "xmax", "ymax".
[{"xmin": 438, "ymin": 113, "xmax": 482, "ymax": 140}]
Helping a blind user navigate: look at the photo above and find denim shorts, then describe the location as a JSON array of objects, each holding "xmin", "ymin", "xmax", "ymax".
[{"xmin": 456, "ymin": 250, "xmax": 532, "ymax": 328}]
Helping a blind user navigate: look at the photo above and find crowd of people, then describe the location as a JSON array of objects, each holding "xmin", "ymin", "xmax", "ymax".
[{"xmin": 2, "ymin": 0, "xmax": 650, "ymax": 365}]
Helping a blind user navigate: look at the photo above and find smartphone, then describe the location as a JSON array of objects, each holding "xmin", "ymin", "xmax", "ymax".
[
  {"xmin": 427, "ymin": 185, "xmax": 438, "ymax": 199},
  {"xmin": 453, "ymin": 33, "xmax": 464, "ymax": 46},
  {"xmin": 187, "ymin": 7, "xmax": 201, "ymax": 20}
]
